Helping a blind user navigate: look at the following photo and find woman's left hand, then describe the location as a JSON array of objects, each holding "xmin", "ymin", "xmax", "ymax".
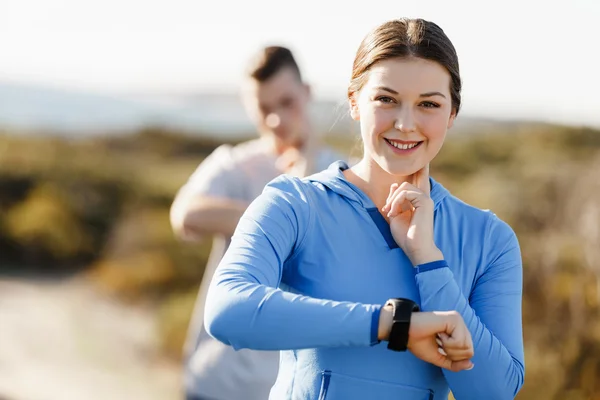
[{"xmin": 382, "ymin": 164, "xmax": 444, "ymax": 266}]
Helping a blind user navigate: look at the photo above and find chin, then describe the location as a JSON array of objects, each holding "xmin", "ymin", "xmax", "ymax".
[
  {"xmin": 377, "ymin": 158, "xmax": 424, "ymax": 178},
  {"xmin": 277, "ymin": 133, "xmax": 301, "ymax": 147}
]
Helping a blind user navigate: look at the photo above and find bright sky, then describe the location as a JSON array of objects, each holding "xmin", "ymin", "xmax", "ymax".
[{"xmin": 1, "ymin": 0, "xmax": 599, "ymax": 126}]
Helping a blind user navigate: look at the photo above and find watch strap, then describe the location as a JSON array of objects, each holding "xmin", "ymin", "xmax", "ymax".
[{"xmin": 386, "ymin": 298, "xmax": 420, "ymax": 352}]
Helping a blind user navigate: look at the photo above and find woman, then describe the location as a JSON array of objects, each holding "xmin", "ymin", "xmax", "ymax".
[{"xmin": 204, "ymin": 18, "xmax": 525, "ymax": 400}]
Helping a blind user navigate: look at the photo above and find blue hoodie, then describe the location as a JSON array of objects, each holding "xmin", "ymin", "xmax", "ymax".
[{"xmin": 204, "ymin": 161, "xmax": 525, "ymax": 400}]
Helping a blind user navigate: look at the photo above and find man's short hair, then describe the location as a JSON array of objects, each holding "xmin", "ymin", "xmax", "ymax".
[{"xmin": 246, "ymin": 46, "xmax": 302, "ymax": 82}]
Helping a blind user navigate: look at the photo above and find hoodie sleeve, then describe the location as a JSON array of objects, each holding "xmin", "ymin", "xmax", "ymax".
[
  {"xmin": 415, "ymin": 215, "xmax": 525, "ymax": 400},
  {"xmin": 204, "ymin": 175, "xmax": 381, "ymax": 350}
]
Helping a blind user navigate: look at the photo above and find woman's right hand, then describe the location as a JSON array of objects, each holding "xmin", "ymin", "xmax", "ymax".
[
  {"xmin": 379, "ymin": 307, "xmax": 474, "ymax": 372},
  {"xmin": 408, "ymin": 311, "xmax": 474, "ymax": 372}
]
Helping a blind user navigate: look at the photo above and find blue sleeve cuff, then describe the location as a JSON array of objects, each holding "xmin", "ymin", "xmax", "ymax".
[
  {"xmin": 415, "ymin": 260, "xmax": 449, "ymax": 274},
  {"xmin": 370, "ymin": 305, "xmax": 383, "ymax": 345}
]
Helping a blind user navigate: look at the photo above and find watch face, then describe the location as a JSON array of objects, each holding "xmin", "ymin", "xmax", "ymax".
[
  {"xmin": 389, "ymin": 299, "xmax": 417, "ymax": 323},
  {"xmin": 384, "ymin": 300, "xmax": 412, "ymax": 351}
]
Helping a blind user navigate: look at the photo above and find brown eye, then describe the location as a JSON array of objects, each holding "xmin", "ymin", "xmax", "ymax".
[
  {"xmin": 375, "ymin": 96, "xmax": 395, "ymax": 104},
  {"xmin": 420, "ymin": 101, "xmax": 440, "ymax": 108}
]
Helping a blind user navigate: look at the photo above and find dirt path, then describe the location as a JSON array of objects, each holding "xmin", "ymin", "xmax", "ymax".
[{"xmin": 0, "ymin": 275, "xmax": 181, "ymax": 400}]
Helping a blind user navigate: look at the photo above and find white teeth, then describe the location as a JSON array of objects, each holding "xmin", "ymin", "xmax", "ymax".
[{"xmin": 388, "ymin": 140, "xmax": 418, "ymax": 150}]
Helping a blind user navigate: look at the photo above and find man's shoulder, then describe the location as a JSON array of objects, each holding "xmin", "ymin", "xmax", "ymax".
[
  {"xmin": 228, "ymin": 139, "xmax": 275, "ymax": 164},
  {"xmin": 200, "ymin": 139, "xmax": 268, "ymax": 168},
  {"xmin": 231, "ymin": 138, "xmax": 269, "ymax": 156}
]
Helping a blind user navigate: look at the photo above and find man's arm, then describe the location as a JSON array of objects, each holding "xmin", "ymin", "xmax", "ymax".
[
  {"xmin": 170, "ymin": 194, "xmax": 249, "ymax": 241},
  {"xmin": 170, "ymin": 138, "xmax": 333, "ymax": 242},
  {"xmin": 169, "ymin": 144, "xmax": 250, "ymax": 242}
]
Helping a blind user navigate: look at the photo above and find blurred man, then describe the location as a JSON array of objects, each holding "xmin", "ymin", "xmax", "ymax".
[{"xmin": 170, "ymin": 46, "xmax": 342, "ymax": 400}]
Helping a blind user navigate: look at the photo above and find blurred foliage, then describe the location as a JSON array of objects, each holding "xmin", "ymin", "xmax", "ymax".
[{"xmin": 1, "ymin": 123, "xmax": 600, "ymax": 399}]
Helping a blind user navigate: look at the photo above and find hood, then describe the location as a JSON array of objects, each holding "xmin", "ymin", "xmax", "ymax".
[{"xmin": 307, "ymin": 161, "xmax": 450, "ymax": 210}]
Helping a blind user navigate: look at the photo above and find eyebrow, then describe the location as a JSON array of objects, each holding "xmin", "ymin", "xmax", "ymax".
[{"xmin": 373, "ymin": 86, "xmax": 447, "ymax": 99}]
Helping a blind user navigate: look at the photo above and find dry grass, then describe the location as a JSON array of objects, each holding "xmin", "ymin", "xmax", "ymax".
[{"xmin": 1, "ymin": 125, "xmax": 599, "ymax": 398}]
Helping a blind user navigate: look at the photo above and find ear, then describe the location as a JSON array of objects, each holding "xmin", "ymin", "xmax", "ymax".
[
  {"xmin": 349, "ymin": 95, "xmax": 360, "ymax": 121},
  {"xmin": 447, "ymin": 110, "xmax": 456, "ymax": 129}
]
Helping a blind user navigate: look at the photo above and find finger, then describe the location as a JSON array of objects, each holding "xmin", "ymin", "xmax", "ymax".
[
  {"xmin": 387, "ymin": 190, "xmax": 414, "ymax": 218},
  {"xmin": 439, "ymin": 336, "xmax": 473, "ymax": 354},
  {"xmin": 385, "ymin": 182, "xmax": 425, "ymax": 213},
  {"xmin": 387, "ymin": 190, "xmax": 405, "ymax": 217},
  {"xmin": 438, "ymin": 333, "xmax": 450, "ymax": 342},
  {"xmin": 437, "ymin": 355, "xmax": 474, "ymax": 372},
  {"xmin": 388, "ymin": 190, "xmax": 431, "ymax": 217},
  {"xmin": 412, "ymin": 164, "xmax": 430, "ymax": 195},
  {"xmin": 438, "ymin": 334, "xmax": 470, "ymax": 349},
  {"xmin": 440, "ymin": 328, "xmax": 474, "ymax": 352},
  {"xmin": 441, "ymin": 348, "xmax": 474, "ymax": 361},
  {"xmin": 448, "ymin": 359, "xmax": 475, "ymax": 373},
  {"xmin": 388, "ymin": 183, "xmax": 399, "ymax": 199},
  {"xmin": 382, "ymin": 183, "xmax": 399, "ymax": 212},
  {"xmin": 436, "ymin": 335, "xmax": 472, "ymax": 360}
]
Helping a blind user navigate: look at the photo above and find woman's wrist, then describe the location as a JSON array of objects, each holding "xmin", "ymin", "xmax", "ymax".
[
  {"xmin": 408, "ymin": 247, "xmax": 444, "ymax": 267},
  {"xmin": 377, "ymin": 304, "xmax": 393, "ymax": 341}
]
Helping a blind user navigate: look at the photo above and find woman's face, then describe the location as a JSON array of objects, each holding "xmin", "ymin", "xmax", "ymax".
[{"xmin": 350, "ymin": 57, "xmax": 456, "ymax": 177}]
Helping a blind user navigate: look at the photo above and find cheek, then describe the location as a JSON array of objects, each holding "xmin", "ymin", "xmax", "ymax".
[
  {"xmin": 362, "ymin": 107, "xmax": 392, "ymax": 139},
  {"xmin": 285, "ymin": 103, "xmax": 305, "ymax": 125},
  {"xmin": 292, "ymin": 103, "xmax": 305, "ymax": 119},
  {"xmin": 420, "ymin": 115, "xmax": 449, "ymax": 143}
]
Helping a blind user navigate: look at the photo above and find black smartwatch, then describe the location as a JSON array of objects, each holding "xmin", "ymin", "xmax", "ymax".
[{"xmin": 385, "ymin": 298, "xmax": 420, "ymax": 352}]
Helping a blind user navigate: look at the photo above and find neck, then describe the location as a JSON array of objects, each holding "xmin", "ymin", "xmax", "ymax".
[
  {"xmin": 260, "ymin": 135, "xmax": 287, "ymax": 155},
  {"xmin": 261, "ymin": 124, "xmax": 314, "ymax": 156},
  {"xmin": 346, "ymin": 158, "xmax": 412, "ymax": 210}
]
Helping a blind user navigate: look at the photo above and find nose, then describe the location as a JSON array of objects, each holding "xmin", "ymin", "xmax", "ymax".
[
  {"xmin": 265, "ymin": 113, "xmax": 282, "ymax": 129},
  {"xmin": 394, "ymin": 107, "xmax": 416, "ymax": 133}
]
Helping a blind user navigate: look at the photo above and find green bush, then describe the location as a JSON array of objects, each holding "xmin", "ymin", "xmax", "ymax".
[{"xmin": 1, "ymin": 125, "xmax": 600, "ymax": 399}]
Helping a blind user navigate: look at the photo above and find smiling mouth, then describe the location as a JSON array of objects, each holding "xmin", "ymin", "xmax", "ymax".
[{"xmin": 384, "ymin": 138, "xmax": 423, "ymax": 150}]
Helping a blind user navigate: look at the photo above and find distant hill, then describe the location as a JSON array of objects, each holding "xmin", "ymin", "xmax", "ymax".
[{"xmin": 0, "ymin": 81, "xmax": 558, "ymax": 138}]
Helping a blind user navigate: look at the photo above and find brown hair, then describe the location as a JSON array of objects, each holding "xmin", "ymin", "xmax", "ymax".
[
  {"xmin": 246, "ymin": 46, "xmax": 302, "ymax": 83},
  {"xmin": 348, "ymin": 18, "xmax": 462, "ymax": 115}
]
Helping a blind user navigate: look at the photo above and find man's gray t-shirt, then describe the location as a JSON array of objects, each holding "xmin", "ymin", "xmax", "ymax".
[{"xmin": 177, "ymin": 138, "xmax": 342, "ymax": 400}]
